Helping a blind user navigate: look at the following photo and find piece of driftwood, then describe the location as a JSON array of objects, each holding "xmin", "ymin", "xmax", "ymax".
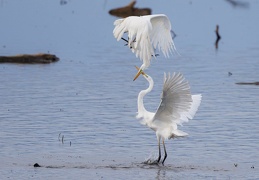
[
  {"xmin": 0, "ymin": 53, "xmax": 59, "ymax": 64},
  {"xmin": 236, "ymin": 82, "xmax": 259, "ymax": 85},
  {"xmin": 109, "ymin": 1, "xmax": 151, "ymax": 18}
]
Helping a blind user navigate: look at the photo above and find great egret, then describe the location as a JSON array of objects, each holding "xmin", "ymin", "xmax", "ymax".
[
  {"xmin": 135, "ymin": 66, "xmax": 202, "ymax": 165},
  {"xmin": 113, "ymin": 14, "xmax": 177, "ymax": 80}
]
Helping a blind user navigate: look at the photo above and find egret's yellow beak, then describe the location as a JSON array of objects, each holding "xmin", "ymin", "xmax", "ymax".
[{"xmin": 133, "ymin": 66, "xmax": 146, "ymax": 81}]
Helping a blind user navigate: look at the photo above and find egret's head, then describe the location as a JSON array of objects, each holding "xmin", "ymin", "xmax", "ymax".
[{"xmin": 134, "ymin": 66, "xmax": 148, "ymax": 81}]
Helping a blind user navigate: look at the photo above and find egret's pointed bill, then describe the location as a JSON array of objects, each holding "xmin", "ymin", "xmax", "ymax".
[
  {"xmin": 134, "ymin": 66, "xmax": 147, "ymax": 81},
  {"xmin": 133, "ymin": 68, "xmax": 143, "ymax": 81}
]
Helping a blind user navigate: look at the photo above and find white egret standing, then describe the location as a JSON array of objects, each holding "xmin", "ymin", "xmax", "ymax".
[
  {"xmin": 135, "ymin": 66, "xmax": 202, "ymax": 165},
  {"xmin": 113, "ymin": 14, "xmax": 177, "ymax": 80}
]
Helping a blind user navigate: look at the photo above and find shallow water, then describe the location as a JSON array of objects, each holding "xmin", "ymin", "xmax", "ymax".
[{"xmin": 0, "ymin": 0, "xmax": 259, "ymax": 179}]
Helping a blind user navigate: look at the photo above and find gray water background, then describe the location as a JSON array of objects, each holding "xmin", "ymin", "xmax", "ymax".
[{"xmin": 0, "ymin": 0, "xmax": 259, "ymax": 179}]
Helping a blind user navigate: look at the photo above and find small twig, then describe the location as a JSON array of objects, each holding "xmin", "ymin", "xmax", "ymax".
[
  {"xmin": 215, "ymin": 25, "xmax": 221, "ymax": 40},
  {"xmin": 215, "ymin": 25, "xmax": 221, "ymax": 49},
  {"xmin": 58, "ymin": 133, "xmax": 61, "ymax": 141}
]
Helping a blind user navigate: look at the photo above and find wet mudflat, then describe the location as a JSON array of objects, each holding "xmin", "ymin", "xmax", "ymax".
[{"xmin": 0, "ymin": 0, "xmax": 259, "ymax": 179}]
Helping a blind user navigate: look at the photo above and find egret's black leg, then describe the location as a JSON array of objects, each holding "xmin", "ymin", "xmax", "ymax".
[
  {"xmin": 157, "ymin": 138, "xmax": 161, "ymax": 163},
  {"xmin": 121, "ymin": 37, "xmax": 134, "ymax": 48},
  {"xmin": 121, "ymin": 37, "xmax": 128, "ymax": 43},
  {"xmin": 162, "ymin": 140, "xmax": 167, "ymax": 165},
  {"xmin": 121, "ymin": 37, "xmax": 129, "ymax": 46}
]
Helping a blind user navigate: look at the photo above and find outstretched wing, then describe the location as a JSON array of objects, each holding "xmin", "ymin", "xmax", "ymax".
[
  {"xmin": 153, "ymin": 73, "xmax": 194, "ymax": 126},
  {"xmin": 148, "ymin": 14, "xmax": 176, "ymax": 58},
  {"xmin": 113, "ymin": 14, "xmax": 175, "ymax": 68}
]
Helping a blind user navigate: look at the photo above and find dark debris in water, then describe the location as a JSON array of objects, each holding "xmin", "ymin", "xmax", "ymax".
[
  {"xmin": 0, "ymin": 53, "xmax": 59, "ymax": 64},
  {"xmin": 225, "ymin": 0, "xmax": 250, "ymax": 8},
  {"xmin": 215, "ymin": 25, "xmax": 221, "ymax": 50},
  {"xmin": 33, "ymin": 163, "xmax": 41, "ymax": 167},
  {"xmin": 109, "ymin": 0, "xmax": 151, "ymax": 18},
  {"xmin": 236, "ymin": 82, "xmax": 259, "ymax": 86},
  {"xmin": 60, "ymin": 0, "xmax": 67, "ymax": 6},
  {"xmin": 46, "ymin": 165, "xmax": 66, "ymax": 169}
]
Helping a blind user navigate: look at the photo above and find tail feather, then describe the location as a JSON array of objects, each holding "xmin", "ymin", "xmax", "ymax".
[{"xmin": 171, "ymin": 129, "xmax": 188, "ymax": 138}]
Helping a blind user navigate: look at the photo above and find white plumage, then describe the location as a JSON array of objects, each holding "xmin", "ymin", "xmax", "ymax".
[
  {"xmin": 136, "ymin": 68, "xmax": 202, "ymax": 165},
  {"xmin": 113, "ymin": 14, "xmax": 177, "ymax": 80}
]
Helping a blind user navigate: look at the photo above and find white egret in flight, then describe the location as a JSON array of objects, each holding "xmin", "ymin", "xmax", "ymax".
[
  {"xmin": 135, "ymin": 66, "xmax": 202, "ymax": 165},
  {"xmin": 113, "ymin": 14, "xmax": 177, "ymax": 80}
]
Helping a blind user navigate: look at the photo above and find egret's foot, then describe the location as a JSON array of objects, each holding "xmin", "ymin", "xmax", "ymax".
[{"xmin": 123, "ymin": 43, "xmax": 133, "ymax": 49}]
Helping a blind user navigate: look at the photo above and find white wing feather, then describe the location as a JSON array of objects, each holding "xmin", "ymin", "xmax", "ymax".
[
  {"xmin": 153, "ymin": 73, "xmax": 199, "ymax": 127},
  {"xmin": 176, "ymin": 94, "xmax": 202, "ymax": 125},
  {"xmin": 149, "ymin": 15, "xmax": 176, "ymax": 58},
  {"xmin": 113, "ymin": 14, "xmax": 176, "ymax": 68}
]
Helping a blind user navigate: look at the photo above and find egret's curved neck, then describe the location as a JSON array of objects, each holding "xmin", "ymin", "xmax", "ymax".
[{"xmin": 137, "ymin": 76, "xmax": 154, "ymax": 116}]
